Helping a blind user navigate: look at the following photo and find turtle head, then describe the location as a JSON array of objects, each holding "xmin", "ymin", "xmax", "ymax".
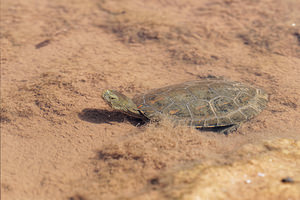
[{"xmin": 102, "ymin": 89, "xmax": 142, "ymax": 118}]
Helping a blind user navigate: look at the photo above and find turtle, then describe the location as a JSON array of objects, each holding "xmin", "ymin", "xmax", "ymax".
[{"xmin": 102, "ymin": 79, "xmax": 268, "ymax": 134}]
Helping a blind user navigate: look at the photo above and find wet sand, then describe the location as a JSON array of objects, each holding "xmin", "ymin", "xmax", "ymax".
[{"xmin": 1, "ymin": 0, "xmax": 300, "ymax": 199}]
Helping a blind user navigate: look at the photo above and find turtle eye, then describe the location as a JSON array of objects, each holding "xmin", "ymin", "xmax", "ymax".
[{"xmin": 109, "ymin": 95, "xmax": 117, "ymax": 100}]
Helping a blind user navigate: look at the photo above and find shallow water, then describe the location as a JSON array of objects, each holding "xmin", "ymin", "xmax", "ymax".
[{"xmin": 1, "ymin": 0, "xmax": 300, "ymax": 199}]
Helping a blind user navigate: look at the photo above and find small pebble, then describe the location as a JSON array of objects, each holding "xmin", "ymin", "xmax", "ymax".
[
  {"xmin": 281, "ymin": 177, "xmax": 294, "ymax": 183},
  {"xmin": 245, "ymin": 179, "xmax": 252, "ymax": 184},
  {"xmin": 258, "ymin": 172, "xmax": 265, "ymax": 177}
]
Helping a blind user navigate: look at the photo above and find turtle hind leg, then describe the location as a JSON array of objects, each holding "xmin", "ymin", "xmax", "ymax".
[{"xmin": 218, "ymin": 124, "xmax": 240, "ymax": 135}]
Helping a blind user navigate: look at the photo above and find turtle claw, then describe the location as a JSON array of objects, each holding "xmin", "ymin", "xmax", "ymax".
[{"xmin": 219, "ymin": 124, "xmax": 240, "ymax": 135}]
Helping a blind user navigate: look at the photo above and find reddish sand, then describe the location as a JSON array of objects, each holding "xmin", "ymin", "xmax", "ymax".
[{"xmin": 1, "ymin": 0, "xmax": 300, "ymax": 199}]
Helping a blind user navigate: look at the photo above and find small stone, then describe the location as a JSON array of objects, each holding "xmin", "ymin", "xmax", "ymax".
[
  {"xmin": 281, "ymin": 177, "xmax": 294, "ymax": 183},
  {"xmin": 258, "ymin": 172, "xmax": 265, "ymax": 177},
  {"xmin": 245, "ymin": 179, "xmax": 251, "ymax": 184}
]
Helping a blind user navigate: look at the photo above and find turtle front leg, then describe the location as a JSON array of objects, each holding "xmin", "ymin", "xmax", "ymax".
[{"xmin": 219, "ymin": 124, "xmax": 240, "ymax": 135}]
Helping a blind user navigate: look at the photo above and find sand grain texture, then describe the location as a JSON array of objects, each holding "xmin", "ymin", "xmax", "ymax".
[{"xmin": 1, "ymin": 0, "xmax": 300, "ymax": 199}]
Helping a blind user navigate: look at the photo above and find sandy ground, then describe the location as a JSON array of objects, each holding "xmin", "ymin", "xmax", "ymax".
[{"xmin": 1, "ymin": 0, "xmax": 300, "ymax": 199}]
